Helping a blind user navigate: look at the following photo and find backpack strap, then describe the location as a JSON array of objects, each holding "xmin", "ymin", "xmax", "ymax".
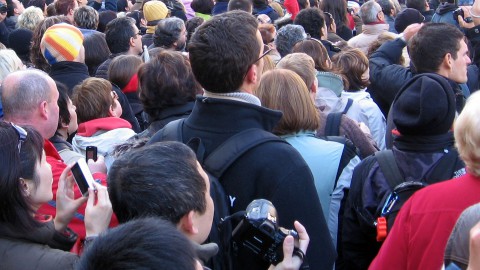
[
  {"xmin": 160, "ymin": 118, "xmax": 185, "ymax": 142},
  {"xmin": 343, "ymin": 98, "xmax": 354, "ymax": 114},
  {"xmin": 375, "ymin": 150, "xmax": 404, "ymax": 189},
  {"xmin": 317, "ymin": 135, "xmax": 359, "ymax": 188},
  {"xmin": 204, "ymin": 128, "xmax": 287, "ymax": 178},
  {"xmin": 324, "ymin": 98, "xmax": 354, "ymax": 137},
  {"xmin": 325, "ymin": 112, "xmax": 343, "ymax": 137},
  {"xmin": 428, "ymin": 147, "xmax": 462, "ymax": 183}
]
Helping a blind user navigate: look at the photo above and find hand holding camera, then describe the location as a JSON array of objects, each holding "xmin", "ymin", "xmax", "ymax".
[
  {"xmin": 269, "ymin": 221, "xmax": 310, "ymax": 270},
  {"xmin": 232, "ymin": 199, "xmax": 310, "ymax": 269}
]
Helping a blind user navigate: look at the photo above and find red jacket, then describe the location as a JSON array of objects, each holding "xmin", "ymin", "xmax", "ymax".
[
  {"xmin": 38, "ymin": 139, "xmax": 118, "ymax": 254},
  {"xmin": 370, "ymin": 172, "xmax": 480, "ymax": 270}
]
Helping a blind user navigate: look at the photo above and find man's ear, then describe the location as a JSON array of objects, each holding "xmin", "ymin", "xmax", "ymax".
[
  {"xmin": 39, "ymin": 100, "xmax": 49, "ymax": 120},
  {"xmin": 245, "ymin": 64, "xmax": 259, "ymax": 84},
  {"xmin": 69, "ymin": 8, "xmax": 75, "ymax": 16},
  {"xmin": 444, "ymin": 52, "xmax": 453, "ymax": 70},
  {"xmin": 178, "ymin": 211, "xmax": 198, "ymax": 236}
]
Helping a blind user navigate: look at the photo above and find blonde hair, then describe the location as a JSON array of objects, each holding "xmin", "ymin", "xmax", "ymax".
[
  {"xmin": 255, "ymin": 69, "xmax": 320, "ymax": 135},
  {"xmin": 276, "ymin": 52, "xmax": 316, "ymax": 91},
  {"xmin": 454, "ymin": 91, "xmax": 480, "ymax": 177},
  {"xmin": 17, "ymin": 6, "xmax": 45, "ymax": 31},
  {"xmin": 0, "ymin": 50, "xmax": 24, "ymax": 82}
]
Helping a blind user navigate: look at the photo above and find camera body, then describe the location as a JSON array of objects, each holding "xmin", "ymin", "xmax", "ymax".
[
  {"xmin": 232, "ymin": 199, "xmax": 298, "ymax": 265},
  {"xmin": 453, "ymin": 7, "xmax": 464, "ymax": 23},
  {"xmin": 0, "ymin": 3, "xmax": 7, "ymax": 14}
]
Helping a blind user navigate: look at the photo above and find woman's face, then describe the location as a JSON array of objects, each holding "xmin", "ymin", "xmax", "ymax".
[
  {"xmin": 67, "ymin": 98, "xmax": 78, "ymax": 135},
  {"xmin": 27, "ymin": 150, "xmax": 53, "ymax": 208}
]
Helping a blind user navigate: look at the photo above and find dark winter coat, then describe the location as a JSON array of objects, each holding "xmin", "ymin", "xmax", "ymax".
[
  {"xmin": 49, "ymin": 61, "xmax": 90, "ymax": 95},
  {"xmin": 150, "ymin": 96, "xmax": 336, "ymax": 270},
  {"xmin": 341, "ymin": 133, "xmax": 465, "ymax": 269}
]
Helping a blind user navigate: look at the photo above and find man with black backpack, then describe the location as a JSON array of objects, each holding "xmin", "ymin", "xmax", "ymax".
[
  {"xmin": 149, "ymin": 10, "xmax": 335, "ymax": 270},
  {"xmin": 341, "ymin": 73, "xmax": 466, "ymax": 270}
]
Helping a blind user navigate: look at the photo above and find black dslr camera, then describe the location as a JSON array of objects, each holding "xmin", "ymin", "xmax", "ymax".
[
  {"xmin": 0, "ymin": 3, "xmax": 7, "ymax": 14},
  {"xmin": 232, "ymin": 199, "xmax": 299, "ymax": 265}
]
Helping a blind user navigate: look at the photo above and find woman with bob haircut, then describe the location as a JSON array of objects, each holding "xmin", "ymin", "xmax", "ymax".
[
  {"xmin": 255, "ymin": 68, "xmax": 360, "ymax": 249},
  {"xmin": 332, "ymin": 48, "xmax": 386, "ymax": 150},
  {"xmin": 0, "ymin": 122, "xmax": 112, "ymax": 269}
]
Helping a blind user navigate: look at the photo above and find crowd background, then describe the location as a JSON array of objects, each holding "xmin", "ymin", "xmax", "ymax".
[{"xmin": 1, "ymin": 0, "xmax": 480, "ymax": 269}]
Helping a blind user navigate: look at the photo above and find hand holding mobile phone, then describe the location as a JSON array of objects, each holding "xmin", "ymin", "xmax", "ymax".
[{"xmin": 71, "ymin": 158, "xmax": 95, "ymax": 197}]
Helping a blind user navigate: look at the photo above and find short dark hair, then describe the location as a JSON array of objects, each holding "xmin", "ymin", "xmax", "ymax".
[
  {"xmin": 138, "ymin": 51, "xmax": 200, "ymax": 121},
  {"xmin": 377, "ymin": 0, "xmax": 394, "ymax": 16},
  {"xmin": 108, "ymin": 55, "xmax": 143, "ymax": 90},
  {"xmin": 332, "ymin": 48, "xmax": 369, "ymax": 90},
  {"xmin": 406, "ymin": 0, "xmax": 427, "ymax": 12},
  {"xmin": 104, "ymin": 17, "xmax": 136, "ymax": 54},
  {"xmin": 117, "ymin": 0, "xmax": 129, "ymax": 12},
  {"xmin": 83, "ymin": 32, "xmax": 111, "ymax": 76},
  {"xmin": 188, "ymin": 10, "xmax": 260, "ymax": 93},
  {"xmin": 409, "ymin": 23, "xmax": 464, "ymax": 73},
  {"xmin": 74, "ymin": 6, "xmax": 99, "ymax": 30},
  {"xmin": 153, "ymin": 17, "xmax": 185, "ymax": 48},
  {"xmin": 227, "ymin": 0, "xmax": 253, "ymax": 12},
  {"xmin": 108, "ymin": 142, "xmax": 207, "ymax": 224},
  {"xmin": 185, "ymin": 16, "xmax": 204, "ymax": 50},
  {"xmin": 97, "ymin": 10, "xmax": 118, "ymax": 33},
  {"xmin": 25, "ymin": 0, "xmax": 46, "ymax": 10},
  {"xmin": 54, "ymin": 0, "xmax": 75, "ymax": 16},
  {"xmin": 0, "ymin": 122, "xmax": 44, "ymax": 235},
  {"xmin": 294, "ymin": 8, "xmax": 326, "ymax": 40},
  {"xmin": 297, "ymin": 0, "xmax": 309, "ymax": 10},
  {"xmin": 191, "ymin": 0, "xmax": 214, "ymax": 14},
  {"xmin": 55, "ymin": 81, "xmax": 72, "ymax": 130},
  {"xmin": 76, "ymin": 217, "xmax": 198, "ymax": 270}
]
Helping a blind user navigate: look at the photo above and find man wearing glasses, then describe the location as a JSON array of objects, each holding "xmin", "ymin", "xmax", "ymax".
[{"xmin": 150, "ymin": 10, "xmax": 335, "ymax": 270}]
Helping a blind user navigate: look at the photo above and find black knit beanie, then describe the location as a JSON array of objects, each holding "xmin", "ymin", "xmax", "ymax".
[
  {"xmin": 8, "ymin": 28, "xmax": 33, "ymax": 60},
  {"xmin": 391, "ymin": 73, "xmax": 456, "ymax": 136}
]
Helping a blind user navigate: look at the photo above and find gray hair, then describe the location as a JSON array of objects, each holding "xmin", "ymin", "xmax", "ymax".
[
  {"xmin": 153, "ymin": 17, "xmax": 185, "ymax": 48},
  {"xmin": 17, "ymin": 6, "xmax": 44, "ymax": 31},
  {"xmin": 74, "ymin": 6, "xmax": 99, "ymax": 30},
  {"xmin": 359, "ymin": 0, "xmax": 383, "ymax": 24},
  {"xmin": 1, "ymin": 70, "xmax": 52, "ymax": 120},
  {"xmin": 275, "ymin": 24, "xmax": 307, "ymax": 57}
]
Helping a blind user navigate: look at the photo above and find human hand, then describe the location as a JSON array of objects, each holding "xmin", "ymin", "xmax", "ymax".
[
  {"xmin": 84, "ymin": 181, "xmax": 112, "ymax": 237},
  {"xmin": 467, "ymin": 0, "xmax": 480, "ymax": 27},
  {"xmin": 459, "ymin": 6, "xmax": 476, "ymax": 28},
  {"xmin": 87, "ymin": 155, "xmax": 107, "ymax": 174},
  {"xmin": 54, "ymin": 165, "xmax": 88, "ymax": 232},
  {"xmin": 403, "ymin": 23, "xmax": 423, "ymax": 42},
  {"xmin": 268, "ymin": 221, "xmax": 309, "ymax": 270}
]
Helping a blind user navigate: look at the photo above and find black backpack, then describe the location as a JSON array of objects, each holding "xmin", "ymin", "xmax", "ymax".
[
  {"xmin": 158, "ymin": 119, "xmax": 288, "ymax": 270},
  {"xmin": 324, "ymin": 98, "xmax": 353, "ymax": 137},
  {"xmin": 373, "ymin": 148, "xmax": 461, "ymax": 241}
]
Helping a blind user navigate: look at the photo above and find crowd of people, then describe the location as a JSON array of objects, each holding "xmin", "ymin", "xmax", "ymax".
[{"xmin": 1, "ymin": 0, "xmax": 480, "ymax": 269}]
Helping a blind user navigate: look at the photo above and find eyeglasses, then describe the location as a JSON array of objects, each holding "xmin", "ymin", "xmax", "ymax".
[
  {"xmin": 11, "ymin": 123, "xmax": 27, "ymax": 154},
  {"xmin": 243, "ymin": 47, "xmax": 273, "ymax": 80}
]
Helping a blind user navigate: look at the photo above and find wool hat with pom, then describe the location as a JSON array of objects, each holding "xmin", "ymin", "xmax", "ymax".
[{"xmin": 40, "ymin": 23, "xmax": 84, "ymax": 65}]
